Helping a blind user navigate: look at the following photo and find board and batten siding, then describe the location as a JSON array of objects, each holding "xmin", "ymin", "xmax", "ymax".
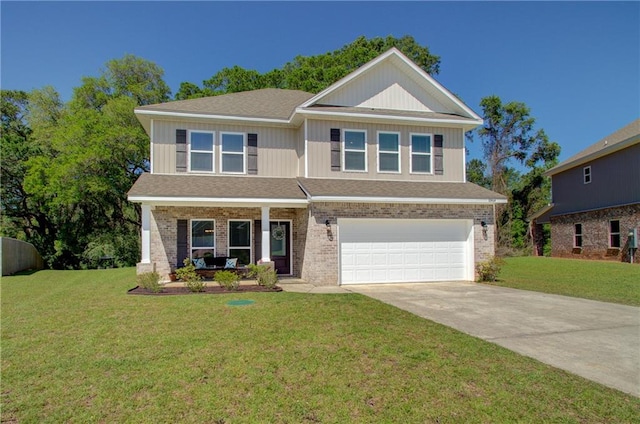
[
  {"xmin": 320, "ymin": 59, "xmax": 448, "ymax": 112},
  {"xmin": 151, "ymin": 119, "xmax": 300, "ymax": 177},
  {"xmin": 306, "ymin": 119, "xmax": 465, "ymax": 182}
]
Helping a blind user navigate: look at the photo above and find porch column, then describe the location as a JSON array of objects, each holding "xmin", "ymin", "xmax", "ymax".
[
  {"xmin": 261, "ymin": 206, "xmax": 271, "ymax": 262},
  {"xmin": 141, "ymin": 204, "xmax": 151, "ymax": 264}
]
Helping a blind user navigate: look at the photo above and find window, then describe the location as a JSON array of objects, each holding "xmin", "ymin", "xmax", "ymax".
[
  {"xmin": 411, "ymin": 133, "xmax": 432, "ymax": 173},
  {"xmin": 574, "ymin": 223, "xmax": 583, "ymax": 248},
  {"xmin": 343, "ymin": 130, "xmax": 367, "ymax": 171},
  {"xmin": 583, "ymin": 166, "xmax": 591, "ymax": 184},
  {"xmin": 228, "ymin": 220, "xmax": 251, "ymax": 266},
  {"xmin": 609, "ymin": 220, "xmax": 621, "ymax": 248},
  {"xmin": 221, "ymin": 132, "xmax": 245, "ymax": 173},
  {"xmin": 189, "ymin": 131, "xmax": 214, "ymax": 172},
  {"xmin": 191, "ymin": 220, "xmax": 215, "ymax": 259},
  {"xmin": 377, "ymin": 132, "xmax": 400, "ymax": 173}
]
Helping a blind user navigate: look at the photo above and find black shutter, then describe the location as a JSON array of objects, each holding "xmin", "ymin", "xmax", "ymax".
[
  {"xmin": 434, "ymin": 134, "xmax": 444, "ymax": 175},
  {"xmin": 254, "ymin": 220, "xmax": 261, "ymax": 264},
  {"xmin": 248, "ymin": 133, "xmax": 258, "ymax": 175},
  {"xmin": 177, "ymin": 219, "xmax": 188, "ymax": 267},
  {"xmin": 330, "ymin": 128, "xmax": 341, "ymax": 171},
  {"xmin": 176, "ymin": 129, "xmax": 187, "ymax": 172}
]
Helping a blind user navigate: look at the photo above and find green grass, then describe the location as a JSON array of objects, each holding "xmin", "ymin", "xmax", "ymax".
[
  {"xmin": 2, "ymin": 269, "xmax": 639, "ymax": 423},
  {"xmin": 495, "ymin": 257, "xmax": 640, "ymax": 306}
]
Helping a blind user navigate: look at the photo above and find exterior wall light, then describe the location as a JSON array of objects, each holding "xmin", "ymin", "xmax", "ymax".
[
  {"xmin": 481, "ymin": 221, "xmax": 488, "ymax": 240},
  {"xmin": 325, "ymin": 219, "xmax": 333, "ymax": 241}
]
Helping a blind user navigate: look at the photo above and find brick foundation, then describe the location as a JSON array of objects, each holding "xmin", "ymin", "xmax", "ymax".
[{"xmin": 550, "ymin": 204, "xmax": 640, "ymax": 263}]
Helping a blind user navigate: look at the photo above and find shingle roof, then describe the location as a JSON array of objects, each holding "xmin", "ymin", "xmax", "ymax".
[
  {"xmin": 136, "ymin": 88, "xmax": 314, "ymax": 121},
  {"xmin": 546, "ymin": 118, "xmax": 640, "ymax": 176},
  {"xmin": 297, "ymin": 178, "xmax": 507, "ymax": 202},
  {"xmin": 128, "ymin": 174, "xmax": 506, "ymax": 205},
  {"xmin": 128, "ymin": 173, "xmax": 307, "ymax": 200}
]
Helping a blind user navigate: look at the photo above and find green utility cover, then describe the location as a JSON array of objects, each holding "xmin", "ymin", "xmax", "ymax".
[{"xmin": 227, "ymin": 299, "xmax": 255, "ymax": 306}]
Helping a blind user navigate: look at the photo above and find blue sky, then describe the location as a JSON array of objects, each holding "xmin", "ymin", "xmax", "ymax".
[{"xmin": 2, "ymin": 1, "xmax": 638, "ymax": 164}]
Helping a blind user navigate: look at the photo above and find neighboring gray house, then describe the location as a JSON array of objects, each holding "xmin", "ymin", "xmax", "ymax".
[
  {"xmin": 127, "ymin": 48, "xmax": 506, "ymax": 285},
  {"xmin": 531, "ymin": 119, "xmax": 639, "ymax": 262}
]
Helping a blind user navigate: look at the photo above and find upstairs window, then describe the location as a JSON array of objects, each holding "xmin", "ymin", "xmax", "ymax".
[
  {"xmin": 583, "ymin": 166, "xmax": 591, "ymax": 184},
  {"xmin": 609, "ymin": 220, "xmax": 621, "ymax": 248},
  {"xmin": 574, "ymin": 223, "xmax": 583, "ymax": 248},
  {"xmin": 411, "ymin": 133, "xmax": 432, "ymax": 173},
  {"xmin": 189, "ymin": 131, "xmax": 215, "ymax": 172},
  {"xmin": 377, "ymin": 132, "xmax": 400, "ymax": 173},
  {"xmin": 343, "ymin": 130, "xmax": 367, "ymax": 172},
  {"xmin": 191, "ymin": 219, "xmax": 215, "ymax": 259},
  {"xmin": 221, "ymin": 132, "xmax": 246, "ymax": 174}
]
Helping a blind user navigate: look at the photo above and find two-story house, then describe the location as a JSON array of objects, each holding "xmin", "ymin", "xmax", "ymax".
[
  {"xmin": 127, "ymin": 48, "xmax": 507, "ymax": 285},
  {"xmin": 531, "ymin": 119, "xmax": 639, "ymax": 262}
]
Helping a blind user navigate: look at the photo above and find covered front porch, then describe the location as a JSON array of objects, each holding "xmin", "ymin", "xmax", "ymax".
[{"xmin": 128, "ymin": 174, "xmax": 309, "ymax": 281}]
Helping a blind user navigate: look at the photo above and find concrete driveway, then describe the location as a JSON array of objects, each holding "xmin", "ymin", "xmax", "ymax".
[{"xmin": 346, "ymin": 282, "xmax": 640, "ymax": 397}]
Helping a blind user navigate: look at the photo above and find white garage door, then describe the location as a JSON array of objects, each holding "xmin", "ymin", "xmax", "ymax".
[{"xmin": 339, "ymin": 219, "xmax": 473, "ymax": 284}]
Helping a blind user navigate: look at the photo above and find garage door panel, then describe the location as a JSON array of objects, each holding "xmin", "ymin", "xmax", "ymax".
[{"xmin": 340, "ymin": 219, "xmax": 472, "ymax": 284}]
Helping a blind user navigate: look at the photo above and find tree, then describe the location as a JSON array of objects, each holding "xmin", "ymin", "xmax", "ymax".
[
  {"xmin": 2, "ymin": 56, "xmax": 171, "ymax": 268},
  {"xmin": 471, "ymin": 95, "xmax": 560, "ymax": 248},
  {"xmin": 1, "ymin": 90, "xmax": 33, "ymax": 239},
  {"xmin": 176, "ymin": 35, "xmax": 441, "ymax": 99},
  {"xmin": 466, "ymin": 158, "xmax": 491, "ymax": 189}
]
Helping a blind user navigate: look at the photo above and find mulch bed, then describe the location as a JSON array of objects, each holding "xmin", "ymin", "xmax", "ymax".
[{"xmin": 127, "ymin": 285, "xmax": 283, "ymax": 296}]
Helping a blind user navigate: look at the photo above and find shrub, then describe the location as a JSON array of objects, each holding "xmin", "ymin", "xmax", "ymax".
[
  {"xmin": 176, "ymin": 258, "xmax": 205, "ymax": 292},
  {"xmin": 476, "ymin": 256, "xmax": 505, "ymax": 282},
  {"xmin": 137, "ymin": 271, "xmax": 162, "ymax": 293},
  {"xmin": 215, "ymin": 270, "xmax": 240, "ymax": 291},
  {"xmin": 184, "ymin": 278, "xmax": 206, "ymax": 293},
  {"xmin": 248, "ymin": 263, "xmax": 279, "ymax": 289}
]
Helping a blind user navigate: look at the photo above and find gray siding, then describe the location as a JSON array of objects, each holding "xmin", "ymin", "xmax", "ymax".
[
  {"xmin": 306, "ymin": 119, "xmax": 465, "ymax": 182},
  {"xmin": 151, "ymin": 119, "xmax": 299, "ymax": 177},
  {"xmin": 552, "ymin": 143, "xmax": 640, "ymax": 215}
]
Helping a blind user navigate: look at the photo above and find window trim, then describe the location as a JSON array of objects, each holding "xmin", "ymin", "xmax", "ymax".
[
  {"xmin": 609, "ymin": 219, "xmax": 621, "ymax": 249},
  {"xmin": 376, "ymin": 131, "xmax": 401, "ymax": 174},
  {"xmin": 190, "ymin": 219, "xmax": 216, "ymax": 259},
  {"xmin": 342, "ymin": 129, "xmax": 368, "ymax": 172},
  {"xmin": 574, "ymin": 223, "xmax": 583, "ymax": 248},
  {"xmin": 228, "ymin": 220, "xmax": 252, "ymax": 265},
  {"xmin": 583, "ymin": 166, "xmax": 591, "ymax": 184},
  {"xmin": 410, "ymin": 132, "xmax": 434, "ymax": 174},
  {"xmin": 220, "ymin": 132, "xmax": 247, "ymax": 174},
  {"xmin": 187, "ymin": 130, "xmax": 215, "ymax": 173}
]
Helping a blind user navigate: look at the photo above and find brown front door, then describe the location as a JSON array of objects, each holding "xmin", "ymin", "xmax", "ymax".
[{"xmin": 269, "ymin": 221, "xmax": 291, "ymax": 275}]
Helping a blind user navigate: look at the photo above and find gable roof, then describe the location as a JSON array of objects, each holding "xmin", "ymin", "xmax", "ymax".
[
  {"xmin": 545, "ymin": 118, "xmax": 640, "ymax": 176},
  {"xmin": 297, "ymin": 48, "xmax": 482, "ymax": 130},
  {"xmin": 134, "ymin": 48, "xmax": 482, "ymax": 132}
]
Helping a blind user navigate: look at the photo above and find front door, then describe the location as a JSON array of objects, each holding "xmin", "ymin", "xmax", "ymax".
[{"xmin": 270, "ymin": 221, "xmax": 291, "ymax": 275}]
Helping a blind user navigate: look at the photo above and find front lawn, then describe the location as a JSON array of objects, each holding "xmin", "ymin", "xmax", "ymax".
[
  {"xmin": 496, "ymin": 257, "xmax": 640, "ymax": 306},
  {"xmin": 2, "ymin": 269, "xmax": 638, "ymax": 423}
]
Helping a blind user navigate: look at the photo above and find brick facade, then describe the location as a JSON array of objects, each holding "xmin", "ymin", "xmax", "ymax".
[
  {"xmin": 299, "ymin": 202, "xmax": 496, "ymax": 286},
  {"xmin": 550, "ymin": 203, "xmax": 640, "ymax": 263},
  {"xmin": 142, "ymin": 206, "xmax": 306, "ymax": 280},
  {"xmin": 138, "ymin": 203, "xmax": 497, "ymax": 284}
]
